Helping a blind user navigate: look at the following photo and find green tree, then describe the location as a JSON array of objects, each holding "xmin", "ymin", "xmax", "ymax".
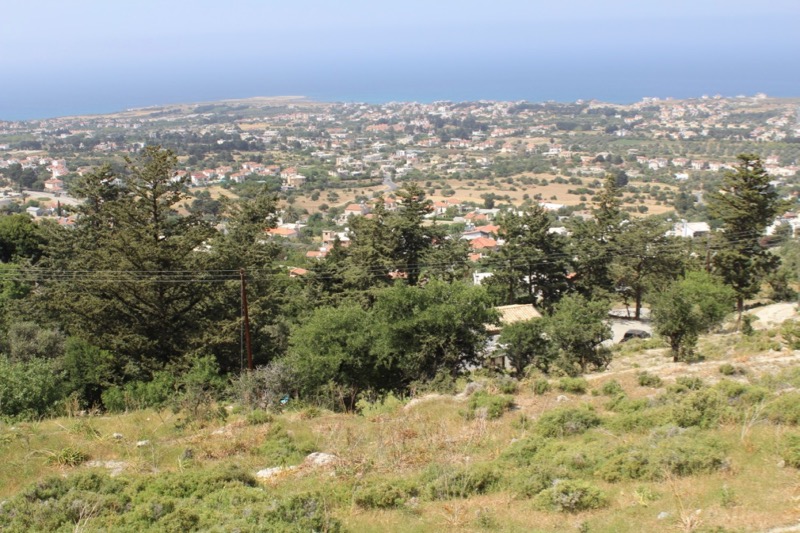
[
  {"xmin": 650, "ymin": 271, "xmax": 735, "ymax": 362},
  {"xmin": 0, "ymin": 214, "xmax": 45, "ymax": 263},
  {"xmin": 35, "ymin": 147, "xmax": 217, "ymax": 376},
  {"xmin": 488, "ymin": 206, "xmax": 569, "ymax": 309},
  {"xmin": 389, "ymin": 183, "xmax": 434, "ymax": 286},
  {"xmin": 546, "ymin": 294, "xmax": 612, "ymax": 375},
  {"xmin": 568, "ymin": 174, "xmax": 624, "ymax": 298},
  {"xmin": 708, "ymin": 154, "xmax": 788, "ymax": 322},
  {"xmin": 205, "ymin": 187, "xmax": 286, "ymax": 370},
  {"xmin": 499, "ymin": 318, "xmax": 554, "ymax": 375},
  {"xmin": 287, "ymin": 304, "xmax": 378, "ymax": 407},
  {"xmin": 610, "ymin": 217, "xmax": 685, "ymax": 319},
  {"xmin": 371, "ymin": 280, "xmax": 497, "ymax": 383}
]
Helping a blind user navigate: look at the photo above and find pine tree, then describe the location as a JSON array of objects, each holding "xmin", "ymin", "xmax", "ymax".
[
  {"xmin": 708, "ymin": 154, "xmax": 787, "ymax": 321},
  {"xmin": 35, "ymin": 147, "xmax": 217, "ymax": 376}
]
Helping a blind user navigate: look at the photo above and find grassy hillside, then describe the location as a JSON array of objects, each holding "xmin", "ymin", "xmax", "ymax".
[{"xmin": 1, "ymin": 322, "xmax": 800, "ymax": 532}]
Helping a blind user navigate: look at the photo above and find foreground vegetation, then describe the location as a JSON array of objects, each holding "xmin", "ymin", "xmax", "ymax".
[{"xmin": 2, "ymin": 323, "xmax": 800, "ymax": 532}]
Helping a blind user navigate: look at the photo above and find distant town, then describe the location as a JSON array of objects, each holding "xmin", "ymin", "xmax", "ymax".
[{"xmin": 1, "ymin": 93, "xmax": 799, "ymax": 252}]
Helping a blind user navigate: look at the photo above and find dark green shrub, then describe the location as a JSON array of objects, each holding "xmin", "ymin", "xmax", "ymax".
[
  {"xmin": 493, "ymin": 376, "xmax": 519, "ymax": 394},
  {"xmin": 713, "ymin": 380, "xmax": 767, "ymax": 406},
  {"xmin": 260, "ymin": 493, "xmax": 344, "ymax": 533},
  {"xmin": 232, "ymin": 361, "xmax": 300, "ymax": 410},
  {"xmin": 354, "ymin": 479, "xmax": 419, "ymax": 509},
  {"xmin": 782, "ymin": 434, "xmax": 800, "ymax": 468},
  {"xmin": 533, "ymin": 378, "xmax": 551, "ymax": 395},
  {"xmin": 502, "ymin": 435, "xmax": 548, "ymax": 466},
  {"xmin": 466, "ymin": 391, "xmax": 514, "ymax": 420},
  {"xmin": 718, "ymin": 363, "xmax": 746, "ymax": 376},
  {"xmin": 536, "ymin": 406, "xmax": 601, "ymax": 438},
  {"xmin": 509, "ymin": 465, "xmax": 557, "ymax": 498},
  {"xmin": 0, "ymin": 355, "xmax": 65, "ymax": 419},
  {"xmin": 767, "ymin": 392, "xmax": 800, "ymax": 425},
  {"xmin": 533, "ymin": 480, "xmax": 607, "ymax": 513},
  {"xmin": 605, "ymin": 395, "xmax": 648, "ymax": 413},
  {"xmin": 637, "ymin": 371, "xmax": 662, "ymax": 388},
  {"xmin": 605, "ymin": 406, "xmax": 673, "ymax": 433},
  {"xmin": 122, "ymin": 371, "xmax": 177, "ymax": 411},
  {"xmin": 649, "ymin": 432, "xmax": 727, "ymax": 477},
  {"xmin": 781, "ymin": 320, "xmax": 800, "ymax": 350},
  {"xmin": 669, "ymin": 376, "xmax": 705, "ymax": 394},
  {"xmin": 673, "ymin": 389, "xmax": 728, "ymax": 429},
  {"xmin": 597, "ymin": 431, "xmax": 727, "ymax": 481},
  {"xmin": 600, "ymin": 380, "xmax": 624, "ymax": 396},
  {"xmin": 258, "ymin": 423, "xmax": 316, "ymax": 466},
  {"xmin": 557, "ymin": 377, "xmax": 588, "ymax": 394},
  {"xmin": 596, "ymin": 448, "xmax": 653, "ymax": 482},
  {"xmin": 424, "ymin": 464, "xmax": 501, "ymax": 500},
  {"xmin": 46, "ymin": 447, "xmax": 88, "ymax": 467},
  {"xmin": 246, "ymin": 409, "xmax": 274, "ymax": 425}
]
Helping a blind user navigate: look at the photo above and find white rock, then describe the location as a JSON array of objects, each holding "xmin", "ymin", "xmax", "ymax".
[
  {"xmin": 556, "ymin": 395, "xmax": 569, "ymax": 403},
  {"xmin": 255, "ymin": 466, "xmax": 295, "ymax": 479},
  {"xmin": 112, "ymin": 433, "xmax": 124, "ymax": 440},
  {"xmin": 86, "ymin": 460, "xmax": 127, "ymax": 477},
  {"xmin": 305, "ymin": 452, "xmax": 338, "ymax": 467},
  {"xmin": 136, "ymin": 440, "xmax": 150, "ymax": 447},
  {"xmin": 657, "ymin": 511, "xmax": 670, "ymax": 520}
]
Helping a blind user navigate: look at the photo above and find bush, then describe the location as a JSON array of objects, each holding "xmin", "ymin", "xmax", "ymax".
[
  {"xmin": 232, "ymin": 361, "xmax": 299, "ymax": 411},
  {"xmin": 536, "ymin": 406, "xmax": 601, "ymax": 438},
  {"xmin": 424, "ymin": 464, "xmax": 501, "ymax": 500},
  {"xmin": 637, "ymin": 371, "xmax": 662, "ymax": 388},
  {"xmin": 0, "ymin": 355, "xmax": 65, "ymax": 419},
  {"xmin": 605, "ymin": 406, "xmax": 673, "ymax": 433},
  {"xmin": 492, "ymin": 375, "xmax": 519, "ymax": 395},
  {"xmin": 410, "ymin": 368, "xmax": 458, "ymax": 395},
  {"xmin": 356, "ymin": 392, "xmax": 404, "ymax": 418},
  {"xmin": 672, "ymin": 389, "xmax": 728, "ymax": 429},
  {"xmin": 103, "ymin": 372, "xmax": 177, "ymax": 413},
  {"xmin": 46, "ymin": 447, "xmax": 88, "ymax": 467},
  {"xmin": 532, "ymin": 378, "xmax": 551, "ymax": 395},
  {"xmin": 502, "ymin": 436, "xmax": 548, "ymax": 466},
  {"xmin": 713, "ymin": 380, "xmax": 767, "ymax": 406},
  {"xmin": 258, "ymin": 423, "xmax": 316, "ymax": 466},
  {"xmin": 0, "ymin": 466, "xmax": 343, "ymax": 532},
  {"xmin": 509, "ymin": 465, "xmax": 557, "ymax": 498},
  {"xmin": 668, "ymin": 376, "xmax": 705, "ymax": 394},
  {"xmin": 782, "ymin": 434, "xmax": 800, "ymax": 468},
  {"xmin": 718, "ymin": 363, "xmax": 746, "ymax": 376},
  {"xmin": 767, "ymin": 392, "xmax": 800, "ymax": 425},
  {"xmin": 781, "ymin": 320, "xmax": 800, "ymax": 350},
  {"xmin": 597, "ymin": 431, "xmax": 727, "ymax": 481},
  {"xmin": 466, "ymin": 391, "xmax": 514, "ymax": 420},
  {"xmin": 354, "ymin": 479, "xmax": 419, "ymax": 509},
  {"xmin": 557, "ymin": 377, "xmax": 588, "ymax": 394},
  {"xmin": 246, "ymin": 409, "xmax": 274, "ymax": 425},
  {"xmin": 533, "ymin": 480, "xmax": 607, "ymax": 513},
  {"xmin": 600, "ymin": 380, "xmax": 624, "ymax": 396}
]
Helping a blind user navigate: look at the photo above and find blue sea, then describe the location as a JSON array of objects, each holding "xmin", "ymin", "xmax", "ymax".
[{"xmin": 2, "ymin": 57, "xmax": 798, "ymax": 121}]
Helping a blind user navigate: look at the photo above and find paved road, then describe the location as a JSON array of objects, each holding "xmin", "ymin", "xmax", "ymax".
[
  {"xmin": 383, "ymin": 176, "xmax": 398, "ymax": 191},
  {"xmin": 23, "ymin": 189, "xmax": 81, "ymax": 206}
]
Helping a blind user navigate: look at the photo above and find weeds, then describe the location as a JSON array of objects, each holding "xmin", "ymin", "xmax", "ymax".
[
  {"xmin": 637, "ymin": 371, "xmax": 663, "ymax": 388},
  {"xmin": 43, "ymin": 447, "xmax": 88, "ymax": 467},
  {"xmin": 533, "ymin": 480, "xmax": 607, "ymax": 513},
  {"xmin": 465, "ymin": 392, "xmax": 514, "ymax": 420},
  {"xmin": 557, "ymin": 378, "xmax": 588, "ymax": 394}
]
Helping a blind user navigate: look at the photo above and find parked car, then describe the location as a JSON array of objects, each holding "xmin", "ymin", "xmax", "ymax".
[{"xmin": 620, "ymin": 329, "xmax": 651, "ymax": 342}]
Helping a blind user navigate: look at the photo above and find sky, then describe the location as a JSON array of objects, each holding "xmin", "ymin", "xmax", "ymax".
[{"xmin": 2, "ymin": 0, "xmax": 799, "ymax": 120}]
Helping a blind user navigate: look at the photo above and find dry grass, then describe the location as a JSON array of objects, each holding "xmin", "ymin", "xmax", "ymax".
[{"xmin": 4, "ymin": 329, "xmax": 800, "ymax": 531}]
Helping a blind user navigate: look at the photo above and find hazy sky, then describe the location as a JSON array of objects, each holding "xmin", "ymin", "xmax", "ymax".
[{"xmin": 2, "ymin": 0, "xmax": 799, "ymax": 118}]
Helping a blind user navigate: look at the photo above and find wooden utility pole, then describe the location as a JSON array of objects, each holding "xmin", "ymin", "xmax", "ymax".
[{"xmin": 240, "ymin": 268, "xmax": 254, "ymax": 370}]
